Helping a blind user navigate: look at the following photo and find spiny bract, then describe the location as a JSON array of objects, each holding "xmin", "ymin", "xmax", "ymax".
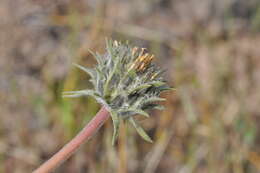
[{"xmin": 64, "ymin": 39, "xmax": 172, "ymax": 145}]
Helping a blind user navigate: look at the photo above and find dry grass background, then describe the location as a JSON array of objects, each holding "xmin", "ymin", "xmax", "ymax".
[{"xmin": 1, "ymin": 0, "xmax": 260, "ymax": 172}]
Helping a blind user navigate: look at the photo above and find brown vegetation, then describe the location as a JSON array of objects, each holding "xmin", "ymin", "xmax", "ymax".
[{"xmin": 0, "ymin": 0, "xmax": 260, "ymax": 172}]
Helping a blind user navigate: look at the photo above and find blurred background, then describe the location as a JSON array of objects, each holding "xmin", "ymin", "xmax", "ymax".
[{"xmin": 1, "ymin": 0, "xmax": 260, "ymax": 172}]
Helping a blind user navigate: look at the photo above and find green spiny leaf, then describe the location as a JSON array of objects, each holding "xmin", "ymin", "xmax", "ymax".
[
  {"xmin": 143, "ymin": 97, "xmax": 166, "ymax": 104},
  {"xmin": 129, "ymin": 109, "xmax": 150, "ymax": 117},
  {"xmin": 152, "ymin": 105, "xmax": 165, "ymax": 110},
  {"xmin": 88, "ymin": 49, "xmax": 104, "ymax": 66},
  {"xmin": 149, "ymin": 81, "xmax": 166, "ymax": 87},
  {"xmin": 142, "ymin": 104, "xmax": 165, "ymax": 111},
  {"xmin": 110, "ymin": 111, "xmax": 120, "ymax": 145},
  {"xmin": 106, "ymin": 38, "xmax": 114, "ymax": 60},
  {"xmin": 119, "ymin": 108, "xmax": 150, "ymax": 118},
  {"xmin": 129, "ymin": 117, "xmax": 153, "ymax": 143},
  {"xmin": 128, "ymin": 84, "xmax": 151, "ymax": 94},
  {"xmin": 73, "ymin": 63, "xmax": 96, "ymax": 79},
  {"xmin": 157, "ymin": 85, "xmax": 174, "ymax": 92},
  {"xmin": 63, "ymin": 90, "xmax": 95, "ymax": 98}
]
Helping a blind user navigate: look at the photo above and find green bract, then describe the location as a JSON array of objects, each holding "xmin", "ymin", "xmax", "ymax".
[{"xmin": 64, "ymin": 39, "xmax": 172, "ymax": 145}]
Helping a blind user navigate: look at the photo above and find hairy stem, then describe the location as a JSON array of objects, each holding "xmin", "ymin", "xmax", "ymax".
[{"xmin": 33, "ymin": 106, "xmax": 110, "ymax": 173}]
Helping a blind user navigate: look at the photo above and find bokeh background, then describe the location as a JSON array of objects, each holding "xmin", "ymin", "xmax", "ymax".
[{"xmin": 1, "ymin": 0, "xmax": 260, "ymax": 172}]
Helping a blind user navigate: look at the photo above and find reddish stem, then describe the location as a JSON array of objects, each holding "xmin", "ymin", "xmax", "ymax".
[{"xmin": 33, "ymin": 106, "xmax": 110, "ymax": 173}]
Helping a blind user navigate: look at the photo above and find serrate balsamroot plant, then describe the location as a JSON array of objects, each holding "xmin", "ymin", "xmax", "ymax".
[
  {"xmin": 33, "ymin": 39, "xmax": 172, "ymax": 173},
  {"xmin": 64, "ymin": 39, "xmax": 172, "ymax": 144}
]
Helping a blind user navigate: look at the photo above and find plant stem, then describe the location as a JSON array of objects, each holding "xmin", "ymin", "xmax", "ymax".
[{"xmin": 33, "ymin": 106, "xmax": 110, "ymax": 173}]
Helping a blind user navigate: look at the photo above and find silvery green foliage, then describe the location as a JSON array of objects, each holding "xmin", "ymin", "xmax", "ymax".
[{"xmin": 64, "ymin": 39, "xmax": 172, "ymax": 145}]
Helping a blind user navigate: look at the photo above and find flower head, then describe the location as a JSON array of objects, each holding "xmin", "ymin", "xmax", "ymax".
[{"xmin": 64, "ymin": 39, "xmax": 172, "ymax": 144}]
